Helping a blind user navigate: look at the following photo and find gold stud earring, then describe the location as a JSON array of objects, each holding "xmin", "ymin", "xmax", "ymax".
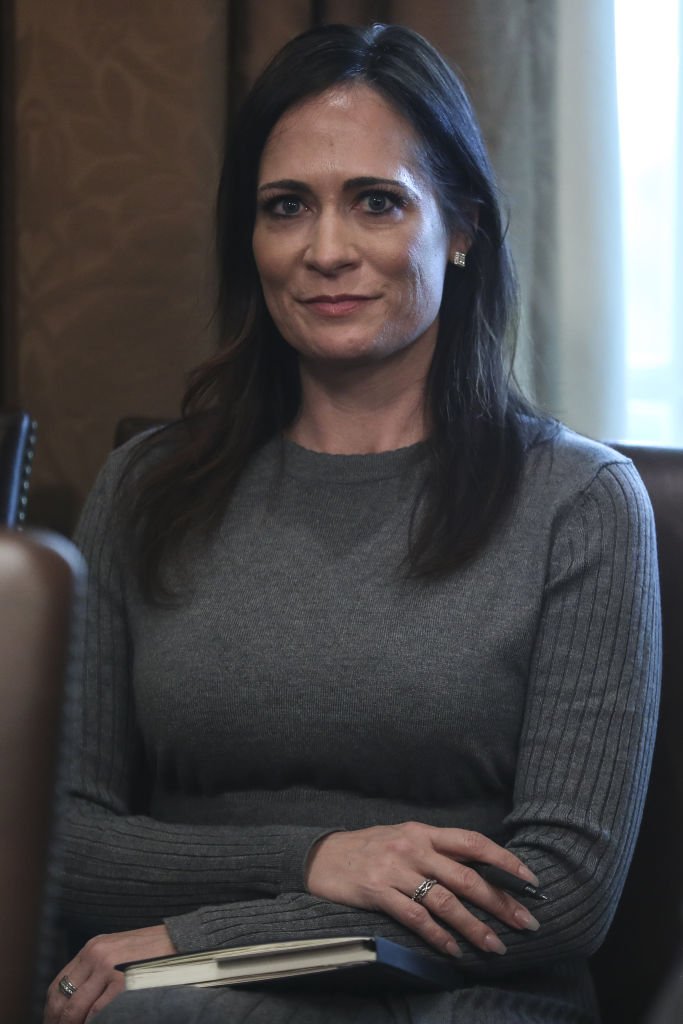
[{"xmin": 451, "ymin": 251, "xmax": 467, "ymax": 268}]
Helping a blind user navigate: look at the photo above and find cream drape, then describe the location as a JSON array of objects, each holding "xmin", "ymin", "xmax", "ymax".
[{"xmin": 554, "ymin": 0, "xmax": 625, "ymax": 441}]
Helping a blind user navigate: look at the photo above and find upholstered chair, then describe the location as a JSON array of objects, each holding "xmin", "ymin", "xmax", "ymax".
[
  {"xmin": 0, "ymin": 529, "xmax": 85, "ymax": 1023},
  {"xmin": 591, "ymin": 444, "xmax": 683, "ymax": 1024}
]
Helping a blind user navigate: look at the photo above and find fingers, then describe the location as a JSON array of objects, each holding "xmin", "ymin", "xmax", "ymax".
[
  {"xmin": 399, "ymin": 870, "xmax": 539, "ymax": 956},
  {"xmin": 306, "ymin": 822, "xmax": 543, "ymax": 959},
  {"xmin": 43, "ymin": 947, "xmax": 123, "ymax": 1024},
  {"xmin": 45, "ymin": 972, "xmax": 121, "ymax": 1024},
  {"xmin": 386, "ymin": 824, "xmax": 543, "ymax": 944},
  {"xmin": 436, "ymin": 887, "xmax": 510, "ymax": 954},
  {"xmin": 430, "ymin": 827, "xmax": 539, "ymax": 885},
  {"xmin": 410, "ymin": 878, "xmax": 510, "ymax": 954},
  {"xmin": 427, "ymin": 860, "xmax": 541, "ymax": 933},
  {"xmin": 376, "ymin": 821, "xmax": 539, "ymax": 890},
  {"xmin": 44, "ymin": 927, "xmax": 172, "ymax": 1023},
  {"xmin": 375, "ymin": 880, "xmax": 511, "ymax": 959},
  {"xmin": 383, "ymin": 887, "xmax": 464, "ymax": 958},
  {"xmin": 44, "ymin": 967, "xmax": 102, "ymax": 1024},
  {"xmin": 85, "ymin": 978, "xmax": 125, "ymax": 1022}
]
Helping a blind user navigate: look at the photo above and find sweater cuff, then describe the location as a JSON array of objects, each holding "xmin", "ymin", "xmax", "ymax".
[
  {"xmin": 165, "ymin": 825, "xmax": 341, "ymax": 953},
  {"xmin": 281, "ymin": 825, "xmax": 343, "ymax": 892}
]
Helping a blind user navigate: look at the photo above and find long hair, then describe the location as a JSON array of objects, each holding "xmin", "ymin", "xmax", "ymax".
[{"xmin": 125, "ymin": 23, "xmax": 545, "ymax": 601}]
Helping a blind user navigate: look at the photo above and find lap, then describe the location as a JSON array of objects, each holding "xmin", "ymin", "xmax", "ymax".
[
  {"xmin": 94, "ymin": 985, "xmax": 418, "ymax": 1024},
  {"xmin": 93, "ymin": 983, "xmax": 595, "ymax": 1023}
]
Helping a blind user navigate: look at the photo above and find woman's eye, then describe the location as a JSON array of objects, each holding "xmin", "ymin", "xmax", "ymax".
[
  {"xmin": 265, "ymin": 196, "xmax": 304, "ymax": 217},
  {"xmin": 360, "ymin": 192, "xmax": 401, "ymax": 214}
]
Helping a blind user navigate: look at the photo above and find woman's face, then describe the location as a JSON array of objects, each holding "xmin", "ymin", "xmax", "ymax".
[{"xmin": 252, "ymin": 85, "xmax": 465, "ymax": 371}]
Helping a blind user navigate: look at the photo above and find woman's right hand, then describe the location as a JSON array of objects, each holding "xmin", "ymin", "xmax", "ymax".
[{"xmin": 304, "ymin": 822, "xmax": 541, "ymax": 957}]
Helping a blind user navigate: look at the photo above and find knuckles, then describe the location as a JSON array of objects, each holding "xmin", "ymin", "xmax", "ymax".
[
  {"xmin": 83, "ymin": 934, "xmax": 118, "ymax": 969},
  {"xmin": 383, "ymin": 834, "xmax": 414, "ymax": 859},
  {"xmin": 458, "ymin": 829, "xmax": 486, "ymax": 853},
  {"xmin": 380, "ymin": 821, "xmax": 432, "ymax": 859},
  {"xmin": 457, "ymin": 866, "xmax": 482, "ymax": 897},
  {"xmin": 429, "ymin": 887, "xmax": 459, "ymax": 913},
  {"xmin": 403, "ymin": 900, "xmax": 430, "ymax": 927},
  {"xmin": 399, "ymin": 820, "xmax": 426, "ymax": 836}
]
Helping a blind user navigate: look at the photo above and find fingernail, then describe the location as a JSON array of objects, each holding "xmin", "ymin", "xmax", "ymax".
[
  {"xmin": 514, "ymin": 908, "xmax": 541, "ymax": 931},
  {"xmin": 483, "ymin": 933, "xmax": 507, "ymax": 955},
  {"xmin": 446, "ymin": 939, "xmax": 463, "ymax": 958},
  {"xmin": 518, "ymin": 865, "xmax": 540, "ymax": 886}
]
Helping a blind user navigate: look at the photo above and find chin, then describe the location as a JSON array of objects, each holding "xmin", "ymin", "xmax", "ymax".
[{"xmin": 305, "ymin": 341, "xmax": 400, "ymax": 367}]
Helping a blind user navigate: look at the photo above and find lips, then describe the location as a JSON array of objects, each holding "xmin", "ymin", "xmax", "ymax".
[{"xmin": 301, "ymin": 294, "xmax": 376, "ymax": 318}]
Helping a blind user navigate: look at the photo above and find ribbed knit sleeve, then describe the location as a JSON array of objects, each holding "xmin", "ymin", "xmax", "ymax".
[
  {"xmin": 500, "ymin": 460, "xmax": 661, "ymax": 964},
  {"xmin": 165, "ymin": 460, "xmax": 661, "ymax": 976},
  {"xmin": 59, "ymin": 453, "xmax": 332, "ymax": 936}
]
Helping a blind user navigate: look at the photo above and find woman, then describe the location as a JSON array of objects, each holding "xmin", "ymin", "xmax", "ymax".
[{"xmin": 45, "ymin": 23, "xmax": 660, "ymax": 1024}]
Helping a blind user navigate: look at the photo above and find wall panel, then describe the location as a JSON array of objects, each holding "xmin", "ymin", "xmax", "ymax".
[{"xmin": 14, "ymin": 1, "xmax": 226, "ymax": 529}]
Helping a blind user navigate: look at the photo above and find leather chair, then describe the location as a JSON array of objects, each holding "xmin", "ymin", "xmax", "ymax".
[
  {"xmin": 0, "ymin": 529, "xmax": 86, "ymax": 1024},
  {"xmin": 591, "ymin": 444, "xmax": 683, "ymax": 1023},
  {"xmin": 0, "ymin": 411, "xmax": 37, "ymax": 526}
]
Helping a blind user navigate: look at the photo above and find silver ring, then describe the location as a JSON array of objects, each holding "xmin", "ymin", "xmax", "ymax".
[
  {"xmin": 411, "ymin": 878, "xmax": 438, "ymax": 903},
  {"xmin": 58, "ymin": 975, "xmax": 77, "ymax": 999}
]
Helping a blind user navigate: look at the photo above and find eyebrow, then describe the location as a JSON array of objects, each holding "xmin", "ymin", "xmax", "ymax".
[{"xmin": 257, "ymin": 176, "xmax": 419, "ymax": 198}]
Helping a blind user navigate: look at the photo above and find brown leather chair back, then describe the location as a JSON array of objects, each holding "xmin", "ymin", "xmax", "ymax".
[
  {"xmin": 0, "ymin": 529, "xmax": 85, "ymax": 1024},
  {"xmin": 591, "ymin": 445, "xmax": 683, "ymax": 1023}
]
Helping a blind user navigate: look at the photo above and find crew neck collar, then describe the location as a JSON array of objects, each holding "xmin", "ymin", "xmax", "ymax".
[{"xmin": 273, "ymin": 435, "xmax": 430, "ymax": 483}]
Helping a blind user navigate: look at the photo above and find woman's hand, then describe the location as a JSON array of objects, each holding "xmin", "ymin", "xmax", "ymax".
[
  {"xmin": 44, "ymin": 924, "xmax": 175, "ymax": 1023},
  {"xmin": 305, "ymin": 822, "xmax": 541, "ymax": 958}
]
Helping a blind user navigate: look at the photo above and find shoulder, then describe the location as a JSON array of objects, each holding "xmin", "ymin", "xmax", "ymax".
[
  {"xmin": 75, "ymin": 423, "xmax": 181, "ymax": 544},
  {"xmin": 524, "ymin": 422, "xmax": 640, "ymax": 497},
  {"xmin": 91, "ymin": 422, "xmax": 182, "ymax": 496},
  {"xmin": 512, "ymin": 422, "xmax": 655, "ymax": 541}
]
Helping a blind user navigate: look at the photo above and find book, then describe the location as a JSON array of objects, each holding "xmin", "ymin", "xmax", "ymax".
[{"xmin": 118, "ymin": 935, "xmax": 462, "ymax": 993}]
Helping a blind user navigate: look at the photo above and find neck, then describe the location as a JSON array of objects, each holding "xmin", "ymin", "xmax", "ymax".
[{"xmin": 284, "ymin": 353, "xmax": 432, "ymax": 455}]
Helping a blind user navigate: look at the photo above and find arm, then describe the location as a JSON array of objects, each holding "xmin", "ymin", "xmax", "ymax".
[
  {"xmin": 161, "ymin": 460, "xmax": 661, "ymax": 975},
  {"xmin": 496, "ymin": 459, "xmax": 661, "ymax": 965},
  {"xmin": 58, "ymin": 450, "xmax": 333, "ymax": 937}
]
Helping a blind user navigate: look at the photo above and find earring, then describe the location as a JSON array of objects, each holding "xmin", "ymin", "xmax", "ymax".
[{"xmin": 450, "ymin": 251, "xmax": 467, "ymax": 268}]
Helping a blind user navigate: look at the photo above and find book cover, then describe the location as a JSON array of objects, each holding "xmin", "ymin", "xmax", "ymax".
[{"xmin": 118, "ymin": 935, "xmax": 462, "ymax": 993}]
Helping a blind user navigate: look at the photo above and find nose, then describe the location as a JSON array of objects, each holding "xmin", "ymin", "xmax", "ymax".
[{"xmin": 304, "ymin": 210, "xmax": 359, "ymax": 275}]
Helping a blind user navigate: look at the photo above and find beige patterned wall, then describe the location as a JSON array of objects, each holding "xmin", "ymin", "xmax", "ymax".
[{"xmin": 15, "ymin": 1, "xmax": 226, "ymax": 530}]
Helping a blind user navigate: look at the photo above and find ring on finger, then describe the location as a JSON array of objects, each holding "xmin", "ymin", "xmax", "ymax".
[
  {"xmin": 411, "ymin": 878, "xmax": 438, "ymax": 904},
  {"xmin": 58, "ymin": 975, "xmax": 78, "ymax": 999}
]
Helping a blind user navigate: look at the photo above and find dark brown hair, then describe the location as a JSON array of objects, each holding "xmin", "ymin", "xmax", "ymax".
[{"xmin": 124, "ymin": 23, "xmax": 547, "ymax": 601}]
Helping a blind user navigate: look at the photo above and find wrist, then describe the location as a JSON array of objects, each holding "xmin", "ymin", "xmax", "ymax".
[{"xmin": 304, "ymin": 830, "xmax": 342, "ymax": 892}]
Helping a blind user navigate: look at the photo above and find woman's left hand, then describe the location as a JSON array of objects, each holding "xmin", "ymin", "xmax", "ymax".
[{"xmin": 44, "ymin": 924, "xmax": 175, "ymax": 1023}]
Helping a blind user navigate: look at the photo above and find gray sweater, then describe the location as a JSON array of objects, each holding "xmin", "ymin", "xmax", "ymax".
[{"xmin": 62, "ymin": 426, "xmax": 660, "ymax": 1022}]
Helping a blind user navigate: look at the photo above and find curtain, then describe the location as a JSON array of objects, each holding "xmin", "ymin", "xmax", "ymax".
[
  {"xmin": 617, "ymin": 0, "xmax": 683, "ymax": 445},
  {"xmin": 553, "ymin": 0, "xmax": 625, "ymax": 441}
]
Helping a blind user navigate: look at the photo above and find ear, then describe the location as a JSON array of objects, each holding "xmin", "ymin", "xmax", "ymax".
[
  {"xmin": 449, "ymin": 203, "xmax": 479, "ymax": 258},
  {"xmin": 449, "ymin": 231, "xmax": 473, "ymax": 261},
  {"xmin": 448, "ymin": 229, "xmax": 475, "ymax": 268}
]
